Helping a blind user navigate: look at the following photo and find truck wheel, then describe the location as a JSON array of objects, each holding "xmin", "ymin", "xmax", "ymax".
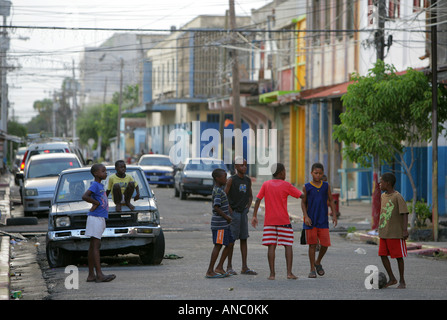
[
  {"xmin": 140, "ymin": 229, "xmax": 165, "ymax": 265},
  {"xmin": 46, "ymin": 241, "xmax": 73, "ymax": 268}
]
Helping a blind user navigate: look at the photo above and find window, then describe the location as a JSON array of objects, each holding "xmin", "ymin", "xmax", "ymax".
[
  {"xmin": 388, "ymin": 0, "xmax": 400, "ymax": 19},
  {"xmin": 336, "ymin": 0, "xmax": 343, "ymax": 40},
  {"xmin": 346, "ymin": 0, "xmax": 354, "ymax": 37},
  {"xmin": 413, "ymin": 0, "xmax": 428, "ymax": 12},
  {"xmin": 313, "ymin": 0, "xmax": 321, "ymax": 45},
  {"xmin": 324, "ymin": 0, "xmax": 331, "ymax": 43}
]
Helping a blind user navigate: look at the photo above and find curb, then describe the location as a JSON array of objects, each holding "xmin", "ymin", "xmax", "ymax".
[
  {"xmin": 0, "ymin": 236, "xmax": 9, "ymax": 300},
  {"xmin": 349, "ymin": 231, "xmax": 447, "ymax": 257},
  {"xmin": 0, "ymin": 173, "xmax": 12, "ymax": 300}
]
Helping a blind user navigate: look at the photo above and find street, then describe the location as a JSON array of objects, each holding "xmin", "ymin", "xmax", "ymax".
[{"xmin": 4, "ymin": 180, "xmax": 447, "ymax": 304}]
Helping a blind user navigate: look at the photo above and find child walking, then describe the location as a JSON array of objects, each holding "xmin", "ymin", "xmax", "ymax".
[
  {"xmin": 82, "ymin": 163, "xmax": 116, "ymax": 283},
  {"xmin": 252, "ymin": 163, "xmax": 303, "ymax": 280},
  {"xmin": 301, "ymin": 163, "xmax": 337, "ymax": 278},
  {"xmin": 378, "ymin": 172, "xmax": 409, "ymax": 289},
  {"xmin": 224, "ymin": 157, "xmax": 256, "ymax": 276},
  {"xmin": 206, "ymin": 168, "xmax": 234, "ymax": 278}
]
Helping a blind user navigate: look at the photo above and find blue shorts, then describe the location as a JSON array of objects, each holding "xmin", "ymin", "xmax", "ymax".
[{"xmin": 212, "ymin": 228, "xmax": 234, "ymax": 246}]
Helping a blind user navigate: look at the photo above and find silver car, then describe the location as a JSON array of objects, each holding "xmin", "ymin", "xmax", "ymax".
[
  {"xmin": 20, "ymin": 153, "xmax": 82, "ymax": 216},
  {"xmin": 46, "ymin": 165, "xmax": 164, "ymax": 268},
  {"xmin": 174, "ymin": 157, "xmax": 230, "ymax": 200}
]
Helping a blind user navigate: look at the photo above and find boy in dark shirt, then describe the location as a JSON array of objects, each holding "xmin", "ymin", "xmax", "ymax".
[{"xmin": 225, "ymin": 157, "xmax": 256, "ymax": 275}]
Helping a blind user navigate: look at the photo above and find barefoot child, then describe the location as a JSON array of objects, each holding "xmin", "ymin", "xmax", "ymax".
[
  {"xmin": 378, "ymin": 172, "xmax": 409, "ymax": 289},
  {"xmin": 206, "ymin": 168, "xmax": 234, "ymax": 278},
  {"xmin": 106, "ymin": 160, "xmax": 140, "ymax": 212},
  {"xmin": 82, "ymin": 163, "xmax": 116, "ymax": 283},
  {"xmin": 251, "ymin": 163, "xmax": 303, "ymax": 280}
]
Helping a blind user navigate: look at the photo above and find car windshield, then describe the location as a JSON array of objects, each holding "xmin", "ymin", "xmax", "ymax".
[
  {"xmin": 55, "ymin": 168, "xmax": 152, "ymax": 203},
  {"xmin": 139, "ymin": 157, "xmax": 173, "ymax": 166},
  {"xmin": 184, "ymin": 161, "xmax": 227, "ymax": 172},
  {"xmin": 27, "ymin": 158, "xmax": 81, "ymax": 179}
]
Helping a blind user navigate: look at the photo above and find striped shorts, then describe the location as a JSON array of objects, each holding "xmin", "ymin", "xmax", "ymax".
[
  {"xmin": 378, "ymin": 238, "xmax": 407, "ymax": 258},
  {"xmin": 262, "ymin": 225, "xmax": 294, "ymax": 246}
]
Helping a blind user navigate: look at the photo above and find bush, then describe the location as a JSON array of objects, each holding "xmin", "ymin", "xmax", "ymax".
[{"xmin": 408, "ymin": 199, "xmax": 432, "ymax": 228}]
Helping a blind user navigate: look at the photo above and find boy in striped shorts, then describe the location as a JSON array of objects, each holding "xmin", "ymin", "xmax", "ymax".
[{"xmin": 252, "ymin": 163, "xmax": 303, "ymax": 280}]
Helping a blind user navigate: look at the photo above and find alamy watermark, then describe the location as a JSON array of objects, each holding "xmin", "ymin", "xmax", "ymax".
[
  {"xmin": 65, "ymin": 265, "xmax": 79, "ymax": 290},
  {"xmin": 168, "ymin": 121, "xmax": 278, "ymax": 176},
  {"xmin": 364, "ymin": 265, "xmax": 382, "ymax": 290}
]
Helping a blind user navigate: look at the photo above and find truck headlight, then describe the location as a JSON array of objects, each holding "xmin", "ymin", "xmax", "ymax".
[
  {"xmin": 137, "ymin": 212, "xmax": 152, "ymax": 222},
  {"xmin": 55, "ymin": 216, "xmax": 70, "ymax": 228},
  {"xmin": 25, "ymin": 188, "xmax": 38, "ymax": 196},
  {"xmin": 138, "ymin": 211, "xmax": 159, "ymax": 224}
]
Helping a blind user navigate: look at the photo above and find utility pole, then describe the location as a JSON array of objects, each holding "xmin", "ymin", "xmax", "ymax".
[
  {"xmin": 375, "ymin": 0, "xmax": 386, "ymax": 61},
  {"xmin": 371, "ymin": 0, "xmax": 386, "ymax": 230},
  {"xmin": 219, "ymin": 10, "xmax": 229, "ymax": 160},
  {"xmin": 431, "ymin": 0, "xmax": 438, "ymax": 241},
  {"xmin": 72, "ymin": 59, "xmax": 77, "ymax": 145},
  {"xmin": 228, "ymin": 0, "xmax": 242, "ymax": 160},
  {"xmin": 116, "ymin": 57, "xmax": 123, "ymax": 161},
  {"xmin": 0, "ymin": 0, "xmax": 10, "ymax": 133}
]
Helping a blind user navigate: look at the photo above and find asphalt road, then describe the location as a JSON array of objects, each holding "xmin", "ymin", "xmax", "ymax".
[{"xmin": 5, "ymin": 183, "xmax": 447, "ymax": 306}]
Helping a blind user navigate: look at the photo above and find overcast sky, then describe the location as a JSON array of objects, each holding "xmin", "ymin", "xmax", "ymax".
[{"xmin": 6, "ymin": 0, "xmax": 269, "ymax": 124}]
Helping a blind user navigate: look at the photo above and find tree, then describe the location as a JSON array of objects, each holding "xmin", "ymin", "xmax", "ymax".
[
  {"xmin": 333, "ymin": 60, "xmax": 447, "ymax": 229},
  {"xmin": 112, "ymin": 84, "xmax": 139, "ymax": 109},
  {"xmin": 77, "ymin": 103, "xmax": 119, "ymax": 158}
]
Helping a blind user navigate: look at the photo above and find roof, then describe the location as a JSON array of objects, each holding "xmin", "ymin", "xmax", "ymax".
[
  {"xmin": 300, "ymin": 81, "xmax": 353, "ymax": 101},
  {"xmin": 300, "ymin": 68, "xmax": 426, "ymax": 101}
]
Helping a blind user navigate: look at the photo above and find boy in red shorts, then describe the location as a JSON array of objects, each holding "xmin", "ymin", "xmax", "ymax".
[
  {"xmin": 378, "ymin": 172, "xmax": 409, "ymax": 289},
  {"xmin": 252, "ymin": 163, "xmax": 303, "ymax": 280},
  {"xmin": 301, "ymin": 163, "xmax": 337, "ymax": 278}
]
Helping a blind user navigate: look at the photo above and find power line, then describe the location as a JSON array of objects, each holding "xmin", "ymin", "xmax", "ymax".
[{"xmin": 2, "ymin": 24, "xmax": 443, "ymax": 33}]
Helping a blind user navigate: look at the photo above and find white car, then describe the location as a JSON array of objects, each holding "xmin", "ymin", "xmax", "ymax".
[{"xmin": 20, "ymin": 153, "xmax": 82, "ymax": 216}]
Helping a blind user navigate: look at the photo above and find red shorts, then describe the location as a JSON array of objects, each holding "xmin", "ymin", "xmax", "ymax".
[
  {"xmin": 379, "ymin": 238, "xmax": 407, "ymax": 258},
  {"xmin": 304, "ymin": 227, "xmax": 331, "ymax": 247}
]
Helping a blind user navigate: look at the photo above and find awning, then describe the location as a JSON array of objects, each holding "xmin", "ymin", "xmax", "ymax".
[
  {"xmin": 300, "ymin": 81, "xmax": 353, "ymax": 101},
  {"xmin": 259, "ymin": 90, "xmax": 300, "ymax": 104}
]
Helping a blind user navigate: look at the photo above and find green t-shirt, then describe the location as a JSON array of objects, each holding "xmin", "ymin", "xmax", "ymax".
[{"xmin": 378, "ymin": 191, "xmax": 408, "ymax": 239}]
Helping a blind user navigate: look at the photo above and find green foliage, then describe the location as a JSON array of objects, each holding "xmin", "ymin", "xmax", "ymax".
[
  {"xmin": 333, "ymin": 60, "xmax": 447, "ymax": 167},
  {"xmin": 112, "ymin": 84, "xmax": 140, "ymax": 109},
  {"xmin": 77, "ymin": 103, "xmax": 118, "ymax": 156},
  {"xmin": 407, "ymin": 199, "xmax": 432, "ymax": 228}
]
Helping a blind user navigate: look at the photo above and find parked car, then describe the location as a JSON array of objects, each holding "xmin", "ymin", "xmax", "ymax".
[
  {"xmin": 46, "ymin": 165, "xmax": 165, "ymax": 268},
  {"xmin": 12, "ymin": 146, "xmax": 27, "ymax": 185},
  {"xmin": 174, "ymin": 157, "xmax": 230, "ymax": 200},
  {"xmin": 17, "ymin": 141, "xmax": 91, "ymax": 183},
  {"xmin": 20, "ymin": 153, "xmax": 82, "ymax": 216},
  {"xmin": 138, "ymin": 154, "xmax": 174, "ymax": 187}
]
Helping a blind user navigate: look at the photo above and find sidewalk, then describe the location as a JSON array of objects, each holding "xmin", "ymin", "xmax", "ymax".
[{"xmin": 0, "ymin": 172, "xmax": 11, "ymax": 300}]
